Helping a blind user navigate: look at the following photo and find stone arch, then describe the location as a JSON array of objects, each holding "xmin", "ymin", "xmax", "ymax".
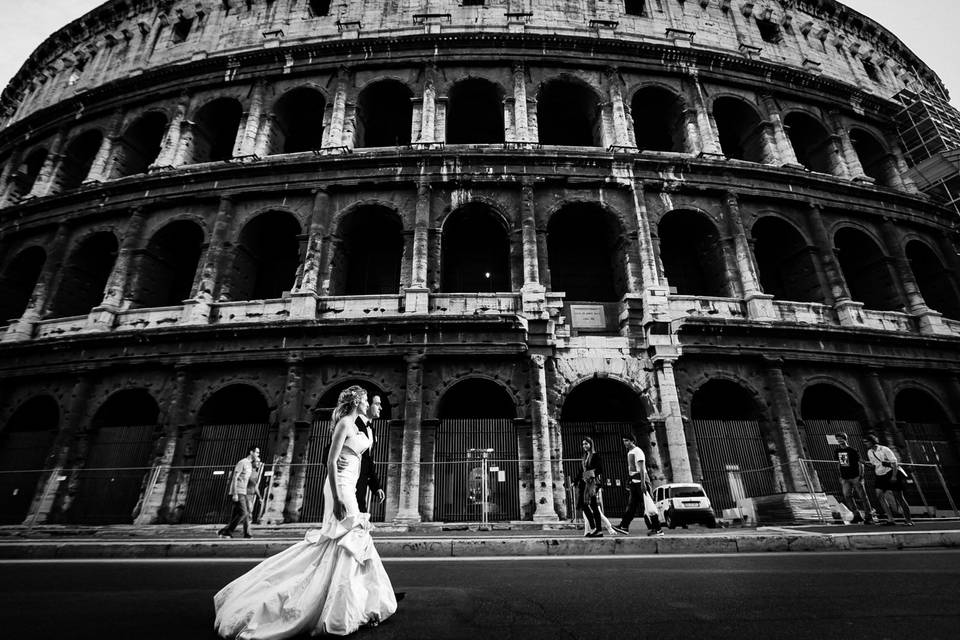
[
  {"xmin": 54, "ymin": 129, "xmax": 103, "ymax": 191},
  {"xmin": 436, "ymin": 377, "xmax": 517, "ymax": 419},
  {"xmin": 834, "ymin": 226, "xmax": 901, "ymax": 311},
  {"xmin": 314, "ymin": 379, "xmax": 394, "ymax": 420},
  {"xmin": 355, "ymin": 79, "xmax": 412, "ymax": 147},
  {"xmin": 227, "ymin": 211, "xmax": 302, "ymax": 301},
  {"xmin": 328, "ymin": 204, "xmax": 404, "ymax": 296},
  {"xmin": 446, "ymin": 77, "xmax": 505, "ymax": 145},
  {"xmin": 800, "ymin": 382, "xmax": 869, "ymax": 422},
  {"xmin": 547, "ymin": 201, "xmax": 629, "ymax": 302},
  {"xmin": 440, "ymin": 202, "xmax": 511, "ymax": 293},
  {"xmin": 5, "ymin": 147, "xmax": 47, "ymax": 201},
  {"xmin": 631, "ymin": 85, "xmax": 687, "ymax": 152},
  {"xmin": 658, "ymin": 209, "xmax": 729, "ymax": 297},
  {"xmin": 906, "ymin": 239, "xmax": 960, "ymax": 320},
  {"xmin": 849, "ymin": 127, "xmax": 896, "ymax": 187},
  {"xmin": 712, "ymin": 96, "xmax": 766, "ymax": 163},
  {"xmin": 189, "ymin": 97, "xmax": 243, "ymax": 163},
  {"xmin": 269, "ymin": 86, "xmax": 327, "ymax": 154},
  {"xmin": 751, "ymin": 215, "xmax": 824, "ymax": 303},
  {"xmin": 48, "ymin": 230, "xmax": 119, "ymax": 318},
  {"xmin": 109, "ymin": 111, "xmax": 168, "ymax": 178},
  {"xmin": 197, "ymin": 382, "xmax": 271, "ymax": 426},
  {"xmin": 131, "ymin": 219, "xmax": 205, "ymax": 308},
  {"xmin": 537, "ymin": 77, "xmax": 603, "ymax": 147},
  {"xmin": 0, "ymin": 395, "xmax": 59, "ymax": 524},
  {"xmin": 0, "ymin": 245, "xmax": 46, "ymax": 323},
  {"xmin": 894, "ymin": 387, "xmax": 950, "ymax": 424},
  {"xmin": 783, "ymin": 111, "xmax": 835, "ymax": 174}
]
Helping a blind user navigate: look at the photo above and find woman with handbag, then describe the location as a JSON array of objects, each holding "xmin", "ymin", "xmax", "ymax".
[{"xmin": 577, "ymin": 437, "xmax": 604, "ymax": 537}]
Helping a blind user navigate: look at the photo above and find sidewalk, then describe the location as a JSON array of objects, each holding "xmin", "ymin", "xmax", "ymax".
[{"xmin": 2, "ymin": 520, "xmax": 959, "ymax": 559}]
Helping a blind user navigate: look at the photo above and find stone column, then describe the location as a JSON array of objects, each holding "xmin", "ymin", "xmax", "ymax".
[
  {"xmin": 235, "ymin": 81, "xmax": 265, "ymax": 157},
  {"xmin": 0, "ymin": 149, "xmax": 23, "ymax": 206},
  {"xmin": 3, "ymin": 223, "xmax": 71, "ymax": 341},
  {"xmin": 395, "ymin": 353, "xmax": 425, "ymax": 523},
  {"xmin": 254, "ymin": 114, "xmax": 278, "ymax": 157},
  {"xmin": 655, "ymin": 360, "xmax": 692, "ymax": 483},
  {"xmin": 824, "ymin": 133, "xmax": 853, "ymax": 179},
  {"xmin": 723, "ymin": 192, "xmax": 775, "ymax": 318},
  {"xmin": 290, "ymin": 188, "xmax": 331, "ymax": 319},
  {"xmin": 415, "ymin": 66, "xmax": 438, "ymax": 145},
  {"xmin": 83, "ymin": 111, "xmax": 125, "ymax": 183},
  {"xmin": 27, "ymin": 130, "xmax": 66, "ymax": 198},
  {"xmin": 888, "ymin": 142, "xmax": 919, "ymax": 194},
  {"xmin": 764, "ymin": 361, "xmax": 810, "ymax": 492},
  {"xmin": 880, "ymin": 217, "xmax": 948, "ymax": 334},
  {"xmin": 827, "ymin": 111, "xmax": 868, "ymax": 180},
  {"xmin": 520, "ymin": 181, "xmax": 541, "ymax": 288},
  {"xmin": 182, "ymin": 195, "xmax": 233, "ymax": 323},
  {"xmin": 97, "ymin": 207, "xmax": 149, "ymax": 311},
  {"xmin": 606, "ymin": 67, "xmax": 635, "ymax": 148},
  {"xmin": 171, "ymin": 119, "xmax": 196, "ymax": 167},
  {"xmin": 151, "ymin": 95, "xmax": 189, "ymax": 168},
  {"xmin": 685, "ymin": 73, "xmax": 722, "ymax": 156},
  {"xmin": 512, "ymin": 64, "xmax": 530, "ymax": 143},
  {"xmin": 135, "ymin": 364, "xmax": 192, "ymax": 524},
  {"xmin": 528, "ymin": 354, "xmax": 559, "ymax": 521},
  {"xmin": 759, "ymin": 95, "xmax": 799, "ymax": 166},
  {"xmin": 262, "ymin": 357, "xmax": 306, "ymax": 524},
  {"xmin": 862, "ymin": 370, "xmax": 907, "ymax": 458},
  {"xmin": 405, "ymin": 181, "xmax": 431, "ymax": 313},
  {"xmin": 322, "ymin": 68, "xmax": 349, "ymax": 149},
  {"xmin": 805, "ymin": 203, "xmax": 862, "ymax": 325},
  {"xmin": 24, "ymin": 376, "xmax": 92, "ymax": 525}
]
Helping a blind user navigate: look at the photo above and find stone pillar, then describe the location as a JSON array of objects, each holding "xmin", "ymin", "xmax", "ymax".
[
  {"xmin": 263, "ymin": 357, "xmax": 306, "ymax": 524},
  {"xmin": 290, "ymin": 188, "xmax": 331, "ymax": 319},
  {"xmin": 764, "ymin": 361, "xmax": 810, "ymax": 492},
  {"xmin": 606, "ymin": 67, "xmax": 634, "ymax": 148},
  {"xmin": 528, "ymin": 354, "xmax": 559, "ymax": 521},
  {"xmin": 415, "ymin": 66, "xmax": 438, "ymax": 145},
  {"xmin": 723, "ymin": 192, "xmax": 774, "ymax": 318},
  {"xmin": 97, "ymin": 207, "xmax": 149, "ymax": 311},
  {"xmin": 880, "ymin": 217, "xmax": 948, "ymax": 334},
  {"xmin": 685, "ymin": 74, "xmax": 722, "ymax": 156},
  {"xmin": 862, "ymin": 370, "xmax": 907, "ymax": 458},
  {"xmin": 27, "ymin": 130, "xmax": 66, "ymax": 198},
  {"xmin": 171, "ymin": 120, "xmax": 196, "ymax": 167},
  {"xmin": 182, "ymin": 195, "xmax": 233, "ymax": 323},
  {"xmin": 759, "ymin": 95, "xmax": 799, "ymax": 166},
  {"xmin": 888, "ymin": 142, "xmax": 919, "ymax": 194},
  {"xmin": 405, "ymin": 181, "xmax": 431, "ymax": 313},
  {"xmin": 655, "ymin": 360, "xmax": 692, "ymax": 483},
  {"xmin": 322, "ymin": 68, "xmax": 349, "ymax": 149},
  {"xmin": 824, "ymin": 133, "xmax": 853, "ymax": 179},
  {"xmin": 520, "ymin": 181, "xmax": 541, "ymax": 288},
  {"xmin": 135, "ymin": 364, "xmax": 192, "ymax": 524},
  {"xmin": 24, "ymin": 376, "xmax": 92, "ymax": 525},
  {"xmin": 152, "ymin": 95, "xmax": 189, "ymax": 168},
  {"xmin": 84, "ymin": 111, "xmax": 125, "ymax": 183},
  {"xmin": 395, "ymin": 353, "xmax": 425, "ymax": 522},
  {"xmin": 3, "ymin": 223, "xmax": 71, "ymax": 341},
  {"xmin": 0, "ymin": 149, "xmax": 23, "ymax": 206},
  {"xmin": 512, "ymin": 64, "xmax": 530, "ymax": 143},
  {"xmin": 235, "ymin": 81, "xmax": 265, "ymax": 157},
  {"xmin": 254, "ymin": 114, "xmax": 278, "ymax": 157},
  {"xmin": 630, "ymin": 181, "xmax": 660, "ymax": 290},
  {"xmin": 805, "ymin": 203, "xmax": 862, "ymax": 325},
  {"xmin": 828, "ymin": 111, "xmax": 868, "ymax": 180}
]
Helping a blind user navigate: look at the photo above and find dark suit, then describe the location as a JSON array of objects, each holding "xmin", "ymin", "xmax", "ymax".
[{"xmin": 355, "ymin": 416, "xmax": 382, "ymax": 512}]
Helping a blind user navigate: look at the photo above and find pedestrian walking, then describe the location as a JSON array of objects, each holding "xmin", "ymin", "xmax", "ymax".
[
  {"xmin": 576, "ymin": 437, "xmax": 604, "ymax": 537},
  {"xmin": 863, "ymin": 432, "xmax": 914, "ymax": 526},
  {"xmin": 834, "ymin": 432, "xmax": 874, "ymax": 524},
  {"xmin": 218, "ymin": 445, "xmax": 262, "ymax": 539},
  {"xmin": 612, "ymin": 435, "xmax": 663, "ymax": 536},
  {"xmin": 355, "ymin": 394, "xmax": 385, "ymax": 512}
]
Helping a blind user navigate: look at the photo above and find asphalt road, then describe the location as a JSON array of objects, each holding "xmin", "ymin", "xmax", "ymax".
[{"xmin": 2, "ymin": 551, "xmax": 959, "ymax": 639}]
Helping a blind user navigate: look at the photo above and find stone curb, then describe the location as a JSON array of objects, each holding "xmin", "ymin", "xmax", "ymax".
[{"xmin": 1, "ymin": 531, "xmax": 958, "ymax": 560}]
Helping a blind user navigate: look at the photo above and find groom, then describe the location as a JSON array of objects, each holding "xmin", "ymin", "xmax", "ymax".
[{"xmin": 354, "ymin": 393, "xmax": 385, "ymax": 511}]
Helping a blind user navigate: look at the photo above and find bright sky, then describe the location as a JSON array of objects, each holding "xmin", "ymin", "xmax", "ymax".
[{"xmin": 0, "ymin": 1, "xmax": 958, "ymax": 107}]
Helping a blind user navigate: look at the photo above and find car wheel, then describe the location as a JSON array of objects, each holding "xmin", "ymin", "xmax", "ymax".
[
  {"xmin": 705, "ymin": 515, "xmax": 718, "ymax": 529},
  {"xmin": 665, "ymin": 509, "xmax": 677, "ymax": 529}
]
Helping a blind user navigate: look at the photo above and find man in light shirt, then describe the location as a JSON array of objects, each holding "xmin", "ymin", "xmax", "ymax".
[
  {"xmin": 612, "ymin": 434, "xmax": 663, "ymax": 536},
  {"xmin": 218, "ymin": 445, "xmax": 262, "ymax": 539},
  {"xmin": 863, "ymin": 432, "xmax": 914, "ymax": 526}
]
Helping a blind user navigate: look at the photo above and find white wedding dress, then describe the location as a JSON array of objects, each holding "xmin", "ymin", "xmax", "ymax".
[{"xmin": 214, "ymin": 424, "xmax": 397, "ymax": 639}]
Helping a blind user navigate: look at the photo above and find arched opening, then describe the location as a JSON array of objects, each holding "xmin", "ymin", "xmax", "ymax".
[
  {"xmin": 131, "ymin": 220, "xmax": 204, "ymax": 308},
  {"xmin": 190, "ymin": 98, "xmax": 242, "ymax": 163},
  {"xmin": 784, "ymin": 112, "xmax": 835, "ymax": 174},
  {"xmin": 434, "ymin": 378, "xmax": 519, "ymax": 522},
  {"xmin": 182, "ymin": 384, "xmax": 272, "ymax": 524},
  {"xmin": 751, "ymin": 216, "xmax": 824, "ymax": 303},
  {"xmin": 658, "ymin": 210, "xmax": 729, "ymax": 297},
  {"xmin": 537, "ymin": 79, "xmax": 602, "ymax": 147},
  {"xmin": 270, "ymin": 88, "xmax": 326, "ymax": 154},
  {"xmin": 690, "ymin": 380, "xmax": 775, "ymax": 511},
  {"xmin": 109, "ymin": 112, "xmax": 168, "ymax": 178},
  {"xmin": 798, "ymin": 383, "xmax": 870, "ymax": 500},
  {"xmin": 446, "ymin": 78, "xmax": 504, "ymax": 144},
  {"xmin": 895, "ymin": 388, "xmax": 959, "ymax": 508},
  {"xmin": 713, "ymin": 97, "xmax": 766, "ymax": 163},
  {"xmin": 850, "ymin": 129, "xmax": 895, "ymax": 187},
  {"xmin": 6, "ymin": 148, "xmax": 47, "ymax": 201},
  {"xmin": 301, "ymin": 381, "xmax": 394, "ymax": 523},
  {"xmin": 356, "ymin": 80, "xmax": 412, "ymax": 147},
  {"xmin": 632, "ymin": 86, "xmax": 686, "ymax": 152},
  {"xmin": 55, "ymin": 130, "xmax": 103, "ymax": 191},
  {"xmin": 48, "ymin": 232, "xmax": 118, "ymax": 318},
  {"xmin": 228, "ymin": 212, "xmax": 301, "ymax": 301},
  {"xmin": 441, "ymin": 205, "xmax": 510, "ymax": 293},
  {"xmin": 329, "ymin": 206, "xmax": 403, "ymax": 296},
  {"xmin": 559, "ymin": 378, "xmax": 650, "ymax": 519},
  {"xmin": 66, "ymin": 390, "xmax": 160, "ymax": 525},
  {"xmin": 906, "ymin": 240, "xmax": 960, "ymax": 320},
  {"xmin": 0, "ymin": 396, "xmax": 59, "ymax": 524},
  {"xmin": 834, "ymin": 227, "xmax": 901, "ymax": 311},
  {"xmin": 547, "ymin": 204, "xmax": 627, "ymax": 302},
  {"xmin": 0, "ymin": 246, "xmax": 46, "ymax": 323}
]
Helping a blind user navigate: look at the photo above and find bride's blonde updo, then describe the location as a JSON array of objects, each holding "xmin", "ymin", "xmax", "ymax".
[{"xmin": 330, "ymin": 385, "xmax": 367, "ymax": 431}]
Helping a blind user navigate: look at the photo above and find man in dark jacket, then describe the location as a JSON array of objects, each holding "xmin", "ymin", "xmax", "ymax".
[{"xmin": 355, "ymin": 393, "xmax": 385, "ymax": 512}]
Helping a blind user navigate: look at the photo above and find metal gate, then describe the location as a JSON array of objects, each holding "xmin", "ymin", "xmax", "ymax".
[
  {"xmin": 559, "ymin": 422, "xmax": 637, "ymax": 518},
  {"xmin": 802, "ymin": 419, "xmax": 868, "ymax": 497},
  {"xmin": 692, "ymin": 419, "xmax": 777, "ymax": 511},
  {"xmin": 901, "ymin": 422, "xmax": 960, "ymax": 510},
  {"xmin": 181, "ymin": 423, "xmax": 271, "ymax": 524},
  {"xmin": 67, "ymin": 424, "xmax": 156, "ymax": 524},
  {"xmin": 300, "ymin": 419, "xmax": 390, "ymax": 523},
  {"xmin": 0, "ymin": 428, "xmax": 56, "ymax": 525},
  {"xmin": 434, "ymin": 419, "xmax": 520, "ymax": 523}
]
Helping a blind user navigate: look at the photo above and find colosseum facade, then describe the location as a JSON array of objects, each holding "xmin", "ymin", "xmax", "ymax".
[{"xmin": 1, "ymin": 0, "xmax": 959, "ymax": 528}]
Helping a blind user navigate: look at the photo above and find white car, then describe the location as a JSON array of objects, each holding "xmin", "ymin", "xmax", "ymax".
[{"xmin": 653, "ymin": 482, "xmax": 718, "ymax": 529}]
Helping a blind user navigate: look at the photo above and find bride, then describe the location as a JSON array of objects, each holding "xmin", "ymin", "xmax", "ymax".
[{"xmin": 214, "ymin": 385, "xmax": 398, "ymax": 638}]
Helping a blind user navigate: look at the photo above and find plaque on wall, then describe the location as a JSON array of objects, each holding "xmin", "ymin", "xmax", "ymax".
[{"xmin": 569, "ymin": 304, "xmax": 607, "ymax": 329}]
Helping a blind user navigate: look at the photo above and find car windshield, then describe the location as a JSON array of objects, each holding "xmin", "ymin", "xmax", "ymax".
[{"xmin": 670, "ymin": 487, "xmax": 705, "ymax": 498}]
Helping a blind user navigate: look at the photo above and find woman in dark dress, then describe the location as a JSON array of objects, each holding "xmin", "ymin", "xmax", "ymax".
[{"xmin": 577, "ymin": 437, "xmax": 604, "ymax": 537}]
